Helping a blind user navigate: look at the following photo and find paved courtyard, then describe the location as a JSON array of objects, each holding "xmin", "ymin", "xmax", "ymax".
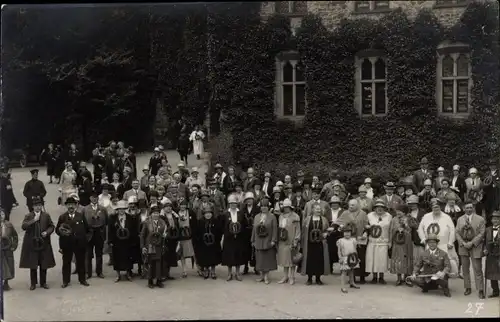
[{"xmin": 3, "ymin": 152, "xmax": 499, "ymax": 320}]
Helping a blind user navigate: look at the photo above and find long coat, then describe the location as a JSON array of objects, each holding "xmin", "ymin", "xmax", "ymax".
[
  {"xmin": 484, "ymin": 226, "xmax": 500, "ymax": 280},
  {"xmin": 413, "ymin": 169, "xmax": 434, "ymax": 192},
  {"xmin": 140, "ymin": 218, "xmax": 167, "ymax": 262},
  {"xmin": 23, "ymin": 179, "xmax": 47, "ymax": 209},
  {"xmin": 241, "ymin": 203, "xmax": 260, "ymax": 265},
  {"xmin": 221, "ymin": 210, "xmax": 249, "ymax": 266},
  {"xmin": 1, "ymin": 221, "xmax": 19, "ymax": 280},
  {"xmin": 193, "ymin": 216, "xmax": 223, "ymax": 267},
  {"xmin": 108, "ymin": 214, "xmax": 135, "ymax": 271},
  {"xmin": 0, "ymin": 176, "xmax": 17, "ymax": 215},
  {"xmin": 19, "ymin": 212, "xmax": 56, "ymax": 269},
  {"xmin": 277, "ymin": 212, "xmax": 301, "ymax": 267},
  {"xmin": 299, "ymin": 215, "xmax": 330, "ymax": 276},
  {"xmin": 389, "ymin": 214, "xmax": 415, "ymax": 275},
  {"xmin": 455, "ymin": 214, "xmax": 485, "ymax": 259},
  {"xmin": 304, "ymin": 200, "xmax": 331, "ymax": 219}
]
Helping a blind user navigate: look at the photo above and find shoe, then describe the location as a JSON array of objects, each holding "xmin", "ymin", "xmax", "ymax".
[
  {"xmin": 277, "ymin": 277, "xmax": 289, "ymax": 284},
  {"xmin": 396, "ymin": 280, "xmax": 404, "ymax": 286},
  {"xmin": 256, "ymin": 277, "xmax": 264, "ymax": 283},
  {"xmin": 61, "ymin": 283, "xmax": 68, "ymax": 288},
  {"xmin": 378, "ymin": 278, "xmax": 387, "ymax": 285},
  {"xmin": 464, "ymin": 288, "xmax": 471, "ymax": 296},
  {"xmin": 254, "ymin": 269, "xmax": 259, "ymax": 275},
  {"xmin": 444, "ymin": 288, "xmax": 451, "ymax": 297},
  {"xmin": 316, "ymin": 279, "xmax": 324, "ymax": 285},
  {"xmin": 243, "ymin": 266, "xmax": 249, "ymax": 275},
  {"xmin": 156, "ymin": 281, "xmax": 164, "ymax": 288},
  {"xmin": 359, "ymin": 279, "xmax": 366, "ymax": 285},
  {"xmin": 306, "ymin": 280, "xmax": 312, "ymax": 285},
  {"xmin": 421, "ymin": 288, "xmax": 429, "ymax": 293},
  {"xmin": 86, "ymin": 274, "xmax": 92, "ymax": 279},
  {"xmin": 478, "ymin": 291, "xmax": 485, "ymax": 299},
  {"xmin": 210, "ymin": 273, "xmax": 217, "ymax": 280},
  {"xmin": 97, "ymin": 273, "xmax": 104, "ymax": 279},
  {"xmin": 3, "ymin": 283, "xmax": 11, "ymax": 291},
  {"xmin": 80, "ymin": 281, "xmax": 90, "ymax": 286},
  {"xmin": 226, "ymin": 274, "xmax": 233, "ymax": 282},
  {"xmin": 234, "ymin": 274, "xmax": 242, "ymax": 281},
  {"xmin": 41, "ymin": 284, "xmax": 49, "ymax": 289},
  {"xmin": 264, "ymin": 279, "xmax": 270, "ymax": 285},
  {"xmin": 182, "ymin": 272, "xmax": 187, "ymax": 278},
  {"xmin": 350, "ymin": 284, "xmax": 360, "ymax": 289},
  {"xmin": 30, "ymin": 284, "xmax": 36, "ymax": 291},
  {"xmin": 114, "ymin": 276, "xmax": 121, "ymax": 283},
  {"xmin": 370, "ymin": 278, "xmax": 378, "ymax": 284},
  {"xmin": 488, "ymin": 292, "xmax": 499, "ymax": 298},
  {"xmin": 166, "ymin": 276, "xmax": 175, "ymax": 280},
  {"xmin": 148, "ymin": 283, "xmax": 155, "ymax": 289},
  {"xmin": 341, "ymin": 288, "xmax": 348, "ymax": 293}
]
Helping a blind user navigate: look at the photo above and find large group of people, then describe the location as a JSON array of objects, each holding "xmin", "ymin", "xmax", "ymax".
[{"xmin": 0, "ymin": 143, "xmax": 499, "ymax": 299}]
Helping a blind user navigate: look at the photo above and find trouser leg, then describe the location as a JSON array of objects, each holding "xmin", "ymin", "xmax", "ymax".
[
  {"xmin": 461, "ymin": 255, "xmax": 472, "ymax": 289},
  {"xmin": 30, "ymin": 269, "xmax": 38, "ymax": 285}
]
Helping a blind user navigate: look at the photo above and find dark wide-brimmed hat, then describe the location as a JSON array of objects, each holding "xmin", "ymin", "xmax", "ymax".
[
  {"xmin": 30, "ymin": 169, "xmax": 39, "ymax": 174},
  {"xmin": 426, "ymin": 234, "xmax": 440, "ymax": 243},
  {"xmin": 32, "ymin": 196, "xmax": 43, "ymax": 205},
  {"xmin": 65, "ymin": 197, "xmax": 77, "ymax": 205}
]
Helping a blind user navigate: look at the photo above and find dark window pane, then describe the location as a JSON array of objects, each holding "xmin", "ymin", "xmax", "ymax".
[
  {"xmin": 456, "ymin": 54, "xmax": 469, "ymax": 77},
  {"xmin": 292, "ymin": 1, "xmax": 307, "ymax": 13},
  {"xmin": 361, "ymin": 59, "xmax": 372, "ymax": 80},
  {"xmin": 374, "ymin": 1, "xmax": 390, "ymax": 9},
  {"xmin": 355, "ymin": 1, "xmax": 371, "ymax": 12},
  {"xmin": 374, "ymin": 58, "xmax": 386, "ymax": 80},
  {"xmin": 283, "ymin": 62, "xmax": 293, "ymax": 82},
  {"xmin": 296, "ymin": 84, "xmax": 305, "ymax": 115},
  {"xmin": 283, "ymin": 85, "xmax": 293, "ymax": 116},
  {"xmin": 442, "ymin": 80, "xmax": 454, "ymax": 113},
  {"xmin": 457, "ymin": 80, "xmax": 469, "ymax": 112},
  {"xmin": 375, "ymin": 82, "xmax": 386, "ymax": 114},
  {"xmin": 276, "ymin": 1, "xmax": 290, "ymax": 14},
  {"xmin": 361, "ymin": 83, "xmax": 373, "ymax": 115},
  {"xmin": 295, "ymin": 61, "xmax": 304, "ymax": 82},
  {"xmin": 442, "ymin": 55, "xmax": 454, "ymax": 77}
]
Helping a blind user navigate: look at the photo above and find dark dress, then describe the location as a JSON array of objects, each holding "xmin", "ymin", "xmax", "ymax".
[
  {"xmin": 126, "ymin": 212, "xmax": 141, "ymax": 266},
  {"xmin": 161, "ymin": 214, "xmax": 179, "ymax": 270},
  {"xmin": 306, "ymin": 217, "xmax": 325, "ymax": 276},
  {"xmin": 45, "ymin": 149, "xmax": 57, "ymax": 176},
  {"xmin": 177, "ymin": 135, "xmax": 190, "ymax": 159},
  {"xmin": 193, "ymin": 216, "xmax": 223, "ymax": 267},
  {"xmin": 108, "ymin": 215, "xmax": 134, "ymax": 271},
  {"xmin": 221, "ymin": 210, "xmax": 249, "ymax": 267}
]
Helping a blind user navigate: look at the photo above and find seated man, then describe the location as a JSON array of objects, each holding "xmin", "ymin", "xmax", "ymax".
[{"xmin": 409, "ymin": 233, "xmax": 452, "ymax": 297}]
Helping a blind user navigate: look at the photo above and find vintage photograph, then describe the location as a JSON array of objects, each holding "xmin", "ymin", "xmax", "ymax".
[{"xmin": 0, "ymin": 1, "xmax": 499, "ymax": 320}]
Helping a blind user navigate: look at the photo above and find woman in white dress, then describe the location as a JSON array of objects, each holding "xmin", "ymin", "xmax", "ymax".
[
  {"xmin": 60, "ymin": 162, "xmax": 77, "ymax": 204},
  {"xmin": 189, "ymin": 125, "xmax": 205, "ymax": 160},
  {"xmin": 365, "ymin": 199, "xmax": 392, "ymax": 284}
]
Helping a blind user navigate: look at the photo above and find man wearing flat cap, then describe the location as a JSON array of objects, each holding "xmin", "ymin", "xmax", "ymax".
[
  {"xmin": 413, "ymin": 157, "xmax": 434, "ymax": 192},
  {"xmin": 483, "ymin": 159, "xmax": 500, "ymax": 227},
  {"xmin": 409, "ymin": 233, "xmax": 452, "ymax": 297},
  {"xmin": 23, "ymin": 169, "xmax": 47, "ymax": 212}
]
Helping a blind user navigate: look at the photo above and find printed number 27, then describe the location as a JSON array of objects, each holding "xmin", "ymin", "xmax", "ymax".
[{"xmin": 465, "ymin": 302, "xmax": 484, "ymax": 316}]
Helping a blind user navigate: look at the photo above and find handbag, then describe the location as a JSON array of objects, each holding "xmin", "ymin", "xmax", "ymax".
[{"xmin": 292, "ymin": 248, "xmax": 303, "ymax": 265}]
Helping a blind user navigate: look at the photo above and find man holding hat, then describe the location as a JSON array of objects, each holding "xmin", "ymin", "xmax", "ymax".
[
  {"xmin": 455, "ymin": 202, "xmax": 486, "ymax": 299},
  {"xmin": 409, "ymin": 233, "xmax": 452, "ymax": 297},
  {"xmin": 304, "ymin": 186, "xmax": 330, "ymax": 218},
  {"xmin": 83, "ymin": 190, "xmax": 108, "ymax": 279},
  {"xmin": 19, "ymin": 196, "xmax": 56, "ymax": 290},
  {"xmin": 380, "ymin": 182, "xmax": 403, "ymax": 215},
  {"xmin": 483, "ymin": 159, "xmax": 500, "ymax": 227},
  {"xmin": 23, "ymin": 169, "xmax": 47, "ymax": 212},
  {"xmin": 56, "ymin": 196, "xmax": 90, "ymax": 288},
  {"xmin": 413, "ymin": 157, "xmax": 433, "ymax": 192},
  {"xmin": 484, "ymin": 211, "xmax": 500, "ymax": 298},
  {"xmin": 0, "ymin": 166, "xmax": 18, "ymax": 221}
]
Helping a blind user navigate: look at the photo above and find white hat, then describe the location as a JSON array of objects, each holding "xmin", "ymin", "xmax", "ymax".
[
  {"xmin": 364, "ymin": 178, "xmax": 372, "ymax": 184},
  {"xmin": 161, "ymin": 197, "xmax": 172, "ymax": 205},
  {"xmin": 113, "ymin": 200, "xmax": 128, "ymax": 210},
  {"xmin": 469, "ymin": 167, "xmax": 478, "ymax": 174},
  {"xmin": 143, "ymin": 164, "xmax": 149, "ymax": 171},
  {"xmin": 227, "ymin": 194, "xmax": 238, "ymax": 204},
  {"xmin": 127, "ymin": 196, "xmax": 138, "ymax": 204},
  {"xmin": 437, "ymin": 166, "xmax": 445, "ymax": 172},
  {"xmin": 244, "ymin": 192, "xmax": 255, "ymax": 201},
  {"xmin": 282, "ymin": 198, "xmax": 294, "ymax": 209},
  {"xmin": 424, "ymin": 179, "xmax": 432, "ymax": 186},
  {"xmin": 276, "ymin": 181, "xmax": 284, "ymax": 186},
  {"xmin": 69, "ymin": 193, "xmax": 80, "ymax": 201},
  {"xmin": 177, "ymin": 162, "xmax": 185, "ymax": 167},
  {"xmin": 191, "ymin": 167, "xmax": 199, "ymax": 173},
  {"xmin": 154, "ymin": 147, "xmax": 160, "ymax": 152},
  {"xmin": 453, "ymin": 165, "xmax": 460, "ymax": 171}
]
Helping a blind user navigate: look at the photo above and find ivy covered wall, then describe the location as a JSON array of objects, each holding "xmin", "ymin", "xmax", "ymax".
[{"xmin": 210, "ymin": 1, "xmax": 499, "ymax": 181}]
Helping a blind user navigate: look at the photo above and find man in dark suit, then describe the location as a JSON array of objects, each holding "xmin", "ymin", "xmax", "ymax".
[
  {"xmin": 413, "ymin": 157, "xmax": 434, "ymax": 192},
  {"xmin": 207, "ymin": 180, "xmax": 226, "ymax": 217},
  {"xmin": 0, "ymin": 167, "xmax": 18, "ymax": 221},
  {"xmin": 105, "ymin": 153, "xmax": 124, "ymax": 182},
  {"xmin": 483, "ymin": 159, "xmax": 500, "ymax": 227},
  {"xmin": 23, "ymin": 169, "xmax": 47, "ymax": 212},
  {"xmin": 91, "ymin": 146, "xmax": 106, "ymax": 191},
  {"xmin": 56, "ymin": 197, "xmax": 90, "ymax": 288},
  {"xmin": 83, "ymin": 191, "xmax": 108, "ymax": 279}
]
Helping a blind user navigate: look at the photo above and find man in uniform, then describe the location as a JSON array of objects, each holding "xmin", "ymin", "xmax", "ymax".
[
  {"xmin": 56, "ymin": 197, "xmax": 90, "ymax": 288},
  {"xmin": 0, "ymin": 167, "xmax": 18, "ymax": 221},
  {"xmin": 19, "ymin": 196, "xmax": 56, "ymax": 290},
  {"xmin": 455, "ymin": 202, "xmax": 486, "ymax": 299},
  {"xmin": 83, "ymin": 191, "xmax": 108, "ymax": 279},
  {"xmin": 409, "ymin": 233, "xmax": 451, "ymax": 297},
  {"xmin": 23, "ymin": 169, "xmax": 47, "ymax": 212}
]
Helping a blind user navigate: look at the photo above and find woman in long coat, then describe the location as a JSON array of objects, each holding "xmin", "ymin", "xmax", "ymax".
[
  {"xmin": 193, "ymin": 205, "xmax": 223, "ymax": 279},
  {"xmin": 177, "ymin": 200, "xmax": 196, "ymax": 278},
  {"xmin": 160, "ymin": 200, "xmax": 180, "ymax": 280},
  {"xmin": 251, "ymin": 197, "xmax": 278, "ymax": 284},
  {"xmin": 299, "ymin": 203, "xmax": 330, "ymax": 285},
  {"xmin": 221, "ymin": 193, "xmax": 249, "ymax": 281},
  {"xmin": 366, "ymin": 199, "xmax": 392, "ymax": 284},
  {"xmin": 19, "ymin": 203, "xmax": 57, "ymax": 288},
  {"xmin": 276, "ymin": 199, "xmax": 301, "ymax": 285},
  {"xmin": 1, "ymin": 209, "xmax": 19, "ymax": 290},
  {"xmin": 389, "ymin": 209, "xmax": 416, "ymax": 285},
  {"xmin": 108, "ymin": 200, "xmax": 135, "ymax": 281}
]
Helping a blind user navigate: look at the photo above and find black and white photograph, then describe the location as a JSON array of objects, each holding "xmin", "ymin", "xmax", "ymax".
[{"xmin": 0, "ymin": 1, "xmax": 499, "ymax": 320}]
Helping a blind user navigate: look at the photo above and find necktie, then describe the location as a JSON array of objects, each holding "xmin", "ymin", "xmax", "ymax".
[{"xmin": 473, "ymin": 179, "xmax": 475, "ymax": 186}]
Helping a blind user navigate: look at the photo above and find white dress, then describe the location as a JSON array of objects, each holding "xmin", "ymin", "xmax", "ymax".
[
  {"xmin": 177, "ymin": 210, "xmax": 195, "ymax": 258},
  {"xmin": 60, "ymin": 169, "xmax": 77, "ymax": 204},
  {"xmin": 417, "ymin": 212, "xmax": 456, "ymax": 254},
  {"xmin": 189, "ymin": 130, "xmax": 205, "ymax": 155},
  {"xmin": 365, "ymin": 212, "xmax": 392, "ymax": 273}
]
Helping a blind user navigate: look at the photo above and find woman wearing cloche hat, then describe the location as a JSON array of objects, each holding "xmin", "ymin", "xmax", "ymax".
[
  {"xmin": 241, "ymin": 192, "xmax": 259, "ymax": 275},
  {"xmin": 276, "ymin": 198, "xmax": 301, "ymax": 285}
]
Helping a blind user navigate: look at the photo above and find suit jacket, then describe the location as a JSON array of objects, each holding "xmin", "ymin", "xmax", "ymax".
[
  {"xmin": 140, "ymin": 218, "xmax": 167, "ymax": 254},
  {"xmin": 464, "ymin": 177, "xmax": 483, "ymax": 202},
  {"xmin": 243, "ymin": 177, "xmax": 256, "ymax": 192},
  {"xmin": 123, "ymin": 189, "xmax": 147, "ymax": 202},
  {"xmin": 455, "ymin": 213, "xmax": 485, "ymax": 258},
  {"xmin": 291, "ymin": 196, "xmax": 306, "ymax": 211},
  {"xmin": 56, "ymin": 211, "xmax": 90, "ymax": 249},
  {"xmin": 450, "ymin": 175, "xmax": 467, "ymax": 201},
  {"xmin": 83, "ymin": 204, "xmax": 108, "ymax": 240},
  {"xmin": 304, "ymin": 199, "xmax": 331, "ymax": 221},
  {"xmin": 105, "ymin": 156, "xmax": 123, "ymax": 180},
  {"xmin": 222, "ymin": 175, "xmax": 239, "ymax": 196},
  {"xmin": 413, "ymin": 169, "xmax": 434, "ymax": 191},
  {"xmin": 413, "ymin": 247, "xmax": 451, "ymax": 276},
  {"xmin": 380, "ymin": 194, "xmax": 404, "ymax": 213},
  {"xmin": 261, "ymin": 179, "xmax": 274, "ymax": 198}
]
